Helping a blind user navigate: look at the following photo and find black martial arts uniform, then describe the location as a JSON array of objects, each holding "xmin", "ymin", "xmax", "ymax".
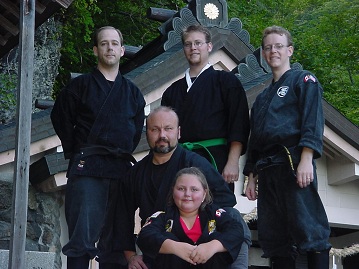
[
  {"xmin": 117, "ymin": 146, "xmax": 237, "ymax": 254},
  {"xmin": 137, "ymin": 205, "xmax": 244, "ymax": 269},
  {"xmin": 51, "ymin": 68, "xmax": 145, "ymax": 264},
  {"xmin": 243, "ymin": 69, "xmax": 331, "ymax": 259},
  {"xmin": 161, "ymin": 66, "xmax": 250, "ymax": 180}
]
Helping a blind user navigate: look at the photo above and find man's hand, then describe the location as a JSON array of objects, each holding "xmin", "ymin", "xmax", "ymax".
[
  {"xmin": 245, "ymin": 173, "xmax": 257, "ymax": 201},
  {"xmin": 127, "ymin": 254, "xmax": 148, "ymax": 269},
  {"xmin": 222, "ymin": 162, "xmax": 239, "ymax": 183},
  {"xmin": 222, "ymin": 141, "xmax": 242, "ymax": 183},
  {"xmin": 296, "ymin": 147, "xmax": 314, "ymax": 188},
  {"xmin": 124, "ymin": 250, "xmax": 148, "ymax": 269}
]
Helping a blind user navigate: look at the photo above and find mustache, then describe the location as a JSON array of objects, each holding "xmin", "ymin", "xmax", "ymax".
[{"xmin": 156, "ymin": 138, "xmax": 169, "ymax": 143}]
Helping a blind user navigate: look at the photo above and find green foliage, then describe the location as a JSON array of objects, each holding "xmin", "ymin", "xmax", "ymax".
[
  {"xmin": 52, "ymin": 0, "xmax": 101, "ymax": 98},
  {"xmin": 228, "ymin": 0, "xmax": 358, "ymax": 125},
  {"xmin": 53, "ymin": 0, "xmax": 185, "ymax": 99},
  {"xmin": 293, "ymin": 0, "xmax": 359, "ymax": 125}
]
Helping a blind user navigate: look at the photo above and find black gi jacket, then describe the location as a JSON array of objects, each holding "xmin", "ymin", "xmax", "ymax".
[
  {"xmin": 244, "ymin": 69, "xmax": 324, "ymax": 176},
  {"xmin": 51, "ymin": 68, "xmax": 145, "ymax": 178},
  {"xmin": 117, "ymin": 146, "xmax": 236, "ymax": 251},
  {"xmin": 242, "ymin": 69, "xmax": 331, "ymax": 257},
  {"xmin": 161, "ymin": 66, "xmax": 250, "ymax": 172},
  {"xmin": 137, "ymin": 205, "xmax": 244, "ymax": 269}
]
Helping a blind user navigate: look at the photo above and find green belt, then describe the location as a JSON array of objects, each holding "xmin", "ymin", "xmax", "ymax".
[{"xmin": 180, "ymin": 138, "xmax": 227, "ymax": 170}]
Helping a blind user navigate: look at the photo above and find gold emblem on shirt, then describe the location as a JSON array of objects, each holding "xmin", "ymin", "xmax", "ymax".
[
  {"xmin": 208, "ymin": 220, "xmax": 216, "ymax": 235},
  {"xmin": 165, "ymin": 219, "xmax": 173, "ymax": 232}
]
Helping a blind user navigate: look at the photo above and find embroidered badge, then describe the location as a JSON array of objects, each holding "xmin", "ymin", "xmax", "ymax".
[
  {"xmin": 141, "ymin": 211, "xmax": 165, "ymax": 228},
  {"xmin": 304, "ymin": 74, "xmax": 317, "ymax": 83},
  {"xmin": 208, "ymin": 220, "xmax": 216, "ymax": 235},
  {"xmin": 77, "ymin": 160, "xmax": 85, "ymax": 170},
  {"xmin": 215, "ymin": 208, "xmax": 226, "ymax": 217},
  {"xmin": 150, "ymin": 211, "xmax": 165, "ymax": 218},
  {"xmin": 277, "ymin": 86, "xmax": 289, "ymax": 97},
  {"xmin": 165, "ymin": 219, "xmax": 173, "ymax": 232}
]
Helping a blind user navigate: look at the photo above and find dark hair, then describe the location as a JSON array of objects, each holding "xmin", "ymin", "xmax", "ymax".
[
  {"xmin": 93, "ymin": 26, "xmax": 124, "ymax": 46},
  {"xmin": 168, "ymin": 167, "xmax": 213, "ymax": 210},
  {"xmin": 261, "ymin": 25, "xmax": 293, "ymax": 48},
  {"xmin": 181, "ymin": 25, "xmax": 212, "ymax": 44},
  {"xmin": 146, "ymin": 106, "xmax": 179, "ymax": 129}
]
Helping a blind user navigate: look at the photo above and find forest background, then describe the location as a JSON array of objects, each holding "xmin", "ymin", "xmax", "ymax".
[{"xmin": 3, "ymin": 0, "xmax": 359, "ymax": 125}]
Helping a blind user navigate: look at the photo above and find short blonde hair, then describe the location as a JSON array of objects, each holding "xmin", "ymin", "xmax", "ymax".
[{"xmin": 261, "ymin": 25, "xmax": 293, "ymax": 48}]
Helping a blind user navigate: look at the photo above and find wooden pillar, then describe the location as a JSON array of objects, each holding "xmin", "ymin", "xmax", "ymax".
[{"xmin": 8, "ymin": 0, "xmax": 35, "ymax": 268}]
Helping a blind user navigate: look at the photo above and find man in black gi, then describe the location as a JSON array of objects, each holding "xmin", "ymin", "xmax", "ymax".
[
  {"xmin": 51, "ymin": 26, "xmax": 145, "ymax": 269},
  {"xmin": 244, "ymin": 26, "xmax": 331, "ymax": 269},
  {"xmin": 161, "ymin": 24, "xmax": 250, "ymax": 191},
  {"xmin": 118, "ymin": 106, "xmax": 251, "ymax": 269},
  {"xmin": 161, "ymin": 24, "xmax": 251, "ymax": 269}
]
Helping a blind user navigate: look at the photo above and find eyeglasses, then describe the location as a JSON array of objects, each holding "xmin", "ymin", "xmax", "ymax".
[
  {"xmin": 263, "ymin": 43, "xmax": 288, "ymax": 52},
  {"xmin": 183, "ymin": 41, "xmax": 208, "ymax": 49}
]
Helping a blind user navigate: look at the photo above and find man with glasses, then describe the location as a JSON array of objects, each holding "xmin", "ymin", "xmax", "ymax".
[
  {"xmin": 161, "ymin": 24, "xmax": 251, "ymax": 269},
  {"xmin": 244, "ymin": 25, "xmax": 331, "ymax": 269},
  {"xmin": 162, "ymin": 24, "xmax": 250, "ymax": 194}
]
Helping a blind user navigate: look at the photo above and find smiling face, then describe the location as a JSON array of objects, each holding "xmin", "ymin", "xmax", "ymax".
[
  {"xmin": 173, "ymin": 173, "xmax": 206, "ymax": 215},
  {"xmin": 182, "ymin": 31, "xmax": 212, "ymax": 67},
  {"xmin": 262, "ymin": 33, "xmax": 293, "ymax": 72},
  {"xmin": 93, "ymin": 28, "xmax": 124, "ymax": 69}
]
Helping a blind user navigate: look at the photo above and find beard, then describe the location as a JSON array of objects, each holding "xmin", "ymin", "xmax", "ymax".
[{"xmin": 152, "ymin": 138, "xmax": 176, "ymax": 154}]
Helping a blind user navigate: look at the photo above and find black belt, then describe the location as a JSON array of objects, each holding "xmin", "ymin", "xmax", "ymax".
[
  {"xmin": 256, "ymin": 145, "xmax": 296, "ymax": 177},
  {"xmin": 79, "ymin": 145, "xmax": 137, "ymax": 164}
]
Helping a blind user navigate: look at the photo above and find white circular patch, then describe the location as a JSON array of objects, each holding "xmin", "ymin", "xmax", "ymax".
[
  {"xmin": 204, "ymin": 3, "xmax": 219, "ymax": 19},
  {"xmin": 277, "ymin": 86, "xmax": 289, "ymax": 97}
]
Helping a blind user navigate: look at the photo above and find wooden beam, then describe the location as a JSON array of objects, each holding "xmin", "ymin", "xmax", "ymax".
[
  {"xmin": 35, "ymin": 1, "xmax": 46, "ymax": 14},
  {"xmin": 8, "ymin": 0, "xmax": 35, "ymax": 268},
  {"xmin": 124, "ymin": 45, "xmax": 141, "ymax": 59},
  {"xmin": 54, "ymin": 0, "xmax": 75, "ymax": 9},
  {"xmin": 147, "ymin": 7, "xmax": 176, "ymax": 22},
  {"xmin": 0, "ymin": 35, "xmax": 7, "ymax": 46},
  {"xmin": 35, "ymin": 99, "xmax": 55, "ymax": 109},
  {"xmin": 0, "ymin": 0, "xmax": 20, "ymax": 18},
  {"xmin": 0, "ymin": 14, "xmax": 19, "ymax": 36}
]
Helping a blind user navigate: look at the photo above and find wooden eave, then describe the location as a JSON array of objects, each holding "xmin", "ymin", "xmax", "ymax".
[{"xmin": 0, "ymin": 0, "xmax": 74, "ymax": 59}]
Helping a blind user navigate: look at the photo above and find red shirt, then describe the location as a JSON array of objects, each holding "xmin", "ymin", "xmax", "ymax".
[{"xmin": 180, "ymin": 215, "xmax": 202, "ymax": 243}]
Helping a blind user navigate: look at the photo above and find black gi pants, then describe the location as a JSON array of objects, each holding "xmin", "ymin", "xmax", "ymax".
[
  {"xmin": 63, "ymin": 175, "xmax": 126, "ymax": 268},
  {"xmin": 256, "ymin": 162, "xmax": 331, "ymax": 259}
]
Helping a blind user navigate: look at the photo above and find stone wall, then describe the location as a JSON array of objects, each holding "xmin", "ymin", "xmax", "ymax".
[
  {"xmin": 0, "ymin": 15, "xmax": 64, "ymax": 269},
  {"xmin": 0, "ymin": 181, "xmax": 64, "ymax": 269},
  {"xmin": 0, "ymin": 16, "xmax": 62, "ymax": 124}
]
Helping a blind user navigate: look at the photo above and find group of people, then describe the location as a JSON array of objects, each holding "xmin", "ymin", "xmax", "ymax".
[{"xmin": 51, "ymin": 23, "xmax": 331, "ymax": 269}]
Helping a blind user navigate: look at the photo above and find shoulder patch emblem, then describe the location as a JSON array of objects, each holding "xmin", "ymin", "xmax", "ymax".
[
  {"xmin": 149, "ymin": 211, "xmax": 165, "ymax": 218},
  {"xmin": 277, "ymin": 86, "xmax": 289, "ymax": 97},
  {"xmin": 304, "ymin": 74, "xmax": 317, "ymax": 83},
  {"xmin": 142, "ymin": 211, "xmax": 165, "ymax": 228},
  {"xmin": 215, "ymin": 208, "xmax": 226, "ymax": 217}
]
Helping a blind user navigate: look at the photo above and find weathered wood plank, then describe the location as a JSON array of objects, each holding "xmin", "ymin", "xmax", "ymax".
[
  {"xmin": 0, "ymin": 0, "xmax": 20, "ymax": 18},
  {"xmin": 0, "ymin": 14, "xmax": 19, "ymax": 36},
  {"xmin": 8, "ymin": 0, "xmax": 35, "ymax": 268}
]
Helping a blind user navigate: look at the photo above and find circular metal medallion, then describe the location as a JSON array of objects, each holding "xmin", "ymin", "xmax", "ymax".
[{"xmin": 204, "ymin": 3, "xmax": 219, "ymax": 19}]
